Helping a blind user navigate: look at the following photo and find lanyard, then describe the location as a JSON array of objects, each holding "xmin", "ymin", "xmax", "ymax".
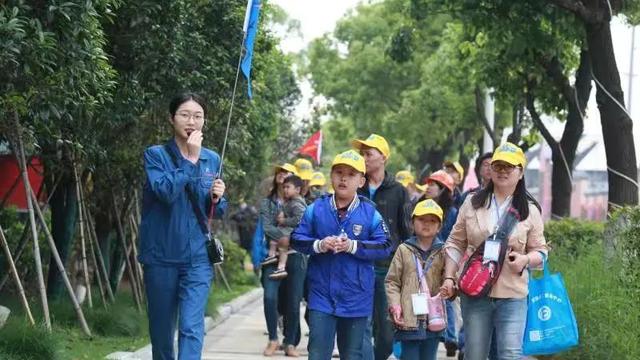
[
  {"xmin": 414, "ymin": 253, "xmax": 436, "ymax": 296},
  {"xmin": 491, "ymin": 194, "xmax": 511, "ymax": 235}
]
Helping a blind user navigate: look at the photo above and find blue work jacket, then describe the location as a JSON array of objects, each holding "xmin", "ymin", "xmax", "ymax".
[
  {"xmin": 138, "ymin": 139, "xmax": 227, "ymax": 265},
  {"xmin": 291, "ymin": 194, "xmax": 391, "ymax": 318}
]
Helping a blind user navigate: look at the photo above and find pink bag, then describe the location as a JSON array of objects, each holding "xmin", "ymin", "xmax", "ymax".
[{"xmin": 427, "ymin": 294, "xmax": 446, "ymax": 332}]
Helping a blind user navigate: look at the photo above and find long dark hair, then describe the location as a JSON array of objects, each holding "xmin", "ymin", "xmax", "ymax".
[
  {"xmin": 268, "ymin": 172, "xmax": 280, "ymax": 200},
  {"xmin": 471, "ymin": 177, "xmax": 541, "ymax": 220}
]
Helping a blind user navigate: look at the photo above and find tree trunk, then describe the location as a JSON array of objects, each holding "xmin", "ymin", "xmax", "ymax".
[
  {"xmin": 551, "ymin": 50, "xmax": 592, "ymax": 217},
  {"xmin": 585, "ymin": 21, "xmax": 638, "ymax": 208},
  {"xmin": 47, "ymin": 173, "xmax": 79, "ymax": 300}
]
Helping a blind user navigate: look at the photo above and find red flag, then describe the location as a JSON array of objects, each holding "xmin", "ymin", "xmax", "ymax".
[{"xmin": 298, "ymin": 130, "xmax": 323, "ymax": 165}]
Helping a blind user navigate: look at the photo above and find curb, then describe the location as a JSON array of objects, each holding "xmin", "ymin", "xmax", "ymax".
[{"xmin": 105, "ymin": 287, "xmax": 263, "ymax": 360}]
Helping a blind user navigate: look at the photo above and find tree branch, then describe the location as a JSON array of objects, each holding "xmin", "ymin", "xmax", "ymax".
[
  {"xmin": 546, "ymin": 0, "xmax": 607, "ymax": 24},
  {"xmin": 526, "ymin": 88, "xmax": 559, "ymax": 150},
  {"xmin": 474, "ymin": 86, "xmax": 495, "ymax": 147}
]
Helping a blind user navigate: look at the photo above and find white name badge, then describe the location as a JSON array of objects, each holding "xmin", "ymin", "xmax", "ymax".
[
  {"xmin": 411, "ymin": 293, "xmax": 429, "ymax": 315},
  {"xmin": 483, "ymin": 240, "xmax": 501, "ymax": 262}
]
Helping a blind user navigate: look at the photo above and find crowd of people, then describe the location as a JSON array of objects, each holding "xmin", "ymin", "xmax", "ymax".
[{"xmin": 139, "ymin": 93, "xmax": 549, "ymax": 360}]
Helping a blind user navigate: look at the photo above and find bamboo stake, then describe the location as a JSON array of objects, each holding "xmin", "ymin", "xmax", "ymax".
[
  {"xmin": 81, "ymin": 190, "xmax": 115, "ymax": 302},
  {"xmin": 111, "ymin": 192, "xmax": 142, "ymax": 312},
  {"xmin": 77, "ymin": 182, "xmax": 107, "ymax": 308},
  {"xmin": 0, "ymin": 225, "xmax": 35, "ymax": 325},
  {"xmin": 0, "ymin": 178, "xmax": 60, "ymax": 293},
  {"xmin": 28, "ymin": 187, "xmax": 92, "ymax": 337},
  {"xmin": 13, "ymin": 118, "xmax": 51, "ymax": 330},
  {"xmin": 72, "ymin": 164, "xmax": 92, "ymax": 308},
  {"xmin": 86, "ymin": 220, "xmax": 107, "ymax": 309},
  {"xmin": 129, "ymin": 215, "xmax": 144, "ymax": 298}
]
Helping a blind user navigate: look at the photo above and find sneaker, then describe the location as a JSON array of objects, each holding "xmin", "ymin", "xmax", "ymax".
[
  {"xmin": 445, "ymin": 341, "xmax": 458, "ymax": 357},
  {"xmin": 269, "ymin": 268, "xmax": 288, "ymax": 280},
  {"xmin": 261, "ymin": 256, "xmax": 278, "ymax": 266},
  {"xmin": 332, "ymin": 348, "xmax": 340, "ymax": 358},
  {"xmin": 284, "ymin": 345, "xmax": 299, "ymax": 357},
  {"xmin": 263, "ymin": 341, "xmax": 280, "ymax": 356}
]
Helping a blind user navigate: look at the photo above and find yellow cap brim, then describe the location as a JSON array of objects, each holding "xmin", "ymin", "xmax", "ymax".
[
  {"xmin": 351, "ymin": 139, "xmax": 389, "ymax": 158},
  {"xmin": 492, "ymin": 153, "xmax": 526, "ymax": 167},
  {"xmin": 275, "ymin": 164, "xmax": 298, "ymax": 175},
  {"xmin": 397, "ymin": 179, "xmax": 412, "ymax": 187},
  {"xmin": 412, "ymin": 209, "xmax": 443, "ymax": 222},
  {"xmin": 415, "ymin": 184, "xmax": 427, "ymax": 192},
  {"xmin": 332, "ymin": 161, "xmax": 365, "ymax": 174},
  {"xmin": 309, "ymin": 179, "xmax": 326, "ymax": 187}
]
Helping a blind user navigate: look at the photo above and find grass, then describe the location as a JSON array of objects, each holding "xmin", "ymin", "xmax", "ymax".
[
  {"xmin": 544, "ymin": 245, "xmax": 640, "ymax": 360},
  {"xmin": 1, "ymin": 267, "xmax": 258, "ymax": 360}
]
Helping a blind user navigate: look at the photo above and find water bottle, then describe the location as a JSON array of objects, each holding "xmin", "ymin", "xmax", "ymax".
[{"xmin": 427, "ymin": 294, "xmax": 446, "ymax": 332}]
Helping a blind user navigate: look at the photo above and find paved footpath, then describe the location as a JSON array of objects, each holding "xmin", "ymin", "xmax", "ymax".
[{"xmin": 201, "ymin": 297, "xmax": 452, "ymax": 360}]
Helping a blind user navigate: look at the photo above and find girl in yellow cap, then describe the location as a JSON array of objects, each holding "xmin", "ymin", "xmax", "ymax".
[{"xmin": 385, "ymin": 199, "xmax": 448, "ymax": 360}]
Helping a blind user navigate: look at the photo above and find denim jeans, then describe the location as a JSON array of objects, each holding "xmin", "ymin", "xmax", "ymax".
[
  {"xmin": 400, "ymin": 331, "xmax": 441, "ymax": 360},
  {"xmin": 261, "ymin": 253, "xmax": 307, "ymax": 346},
  {"xmin": 443, "ymin": 299, "xmax": 457, "ymax": 344},
  {"xmin": 308, "ymin": 310, "xmax": 368, "ymax": 360},
  {"xmin": 460, "ymin": 295, "xmax": 527, "ymax": 360},
  {"xmin": 362, "ymin": 272, "xmax": 394, "ymax": 360},
  {"xmin": 144, "ymin": 262, "xmax": 213, "ymax": 360}
]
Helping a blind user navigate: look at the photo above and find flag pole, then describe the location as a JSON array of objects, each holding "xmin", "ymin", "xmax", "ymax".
[{"xmin": 218, "ymin": 0, "xmax": 254, "ymax": 177}]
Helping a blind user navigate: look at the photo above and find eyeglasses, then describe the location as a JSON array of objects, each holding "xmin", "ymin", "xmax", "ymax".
[
  {"xmin": 175, "ymin": 112, "xmax": 205, "ymax": 122},
  {"xmin": 491, "ymin": 163, "xmax": 520, "ymax": 173}
]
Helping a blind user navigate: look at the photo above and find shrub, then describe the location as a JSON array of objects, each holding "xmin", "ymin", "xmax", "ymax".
[
  {"xmin": 0, "ymin": 318, "xmax": 60, "ymax": 360},
  {"xmin": 544, "ymin": 219, "xmax": 603, "ymax": 258},
  {"xmin": 609, "ymin": 206, "xmax": 640, "ymax": 288},
  {"xmin": 218, "ymin": 234, "xmax": 253, "ymax": 286}
]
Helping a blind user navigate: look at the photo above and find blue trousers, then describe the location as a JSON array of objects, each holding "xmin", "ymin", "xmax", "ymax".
[
  {"xmin": 308, "ymin": 310, "xmax": 368, "ymax": 360},
  {"xmin": 460, "ymin": 295, "xmax": 527, "ymax": 360},
  {"xmin": 144, "ymin": 262, "xmax": 213, "ymax": 360},
  {"xmin": 443, "ymin": 299, "xmax": 457, "ymax": 345},
  {"xmin": 363, "ymin": 272, "xmax": 394, "ymax": 360},
  {"xmin": 400, "ymin": 332, "xmax": 441, "ymax": 360},
  {"xmin": 261, "ymin": 253, "xmax": 306, "ymax": 346}
]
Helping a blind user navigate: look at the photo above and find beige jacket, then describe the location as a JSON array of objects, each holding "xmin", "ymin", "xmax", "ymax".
[
  {"xmin": 385, "ymin": 240, "xmax": 445, "ymax": 330},
  {"xmin": 445, "ymin": 197, "xmax": 548, "ymax": 299}
]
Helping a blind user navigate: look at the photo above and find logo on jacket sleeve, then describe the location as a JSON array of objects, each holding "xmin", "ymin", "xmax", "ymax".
[{"xmin": 352, "ymin": 224, "xmax": 363, "ymax": 236}]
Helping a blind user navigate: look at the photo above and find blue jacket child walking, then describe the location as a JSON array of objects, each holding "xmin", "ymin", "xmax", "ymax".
[{"xmin": 292, "ymin": 150, "xmax": 392, "ymax": 360}]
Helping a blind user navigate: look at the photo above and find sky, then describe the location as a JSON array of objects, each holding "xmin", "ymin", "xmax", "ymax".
[{"xmin": 269, "ymin": 0, "xmax": 640, "ymax": 169}]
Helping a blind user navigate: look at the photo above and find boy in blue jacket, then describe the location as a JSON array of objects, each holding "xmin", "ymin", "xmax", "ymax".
[{"xmin": 292, "ymin": 150, "xmax": 392, "ymax": 360}]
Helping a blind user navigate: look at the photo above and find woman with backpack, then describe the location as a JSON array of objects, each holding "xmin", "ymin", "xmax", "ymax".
[{"xmin": 440, "ymin": 143, "xmax": 548, "ymax": 360}]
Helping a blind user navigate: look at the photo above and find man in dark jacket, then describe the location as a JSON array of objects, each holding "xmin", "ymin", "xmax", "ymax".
[{"xmin": 352, "ymin": 134, "xmax": 412, "ymax": 360}]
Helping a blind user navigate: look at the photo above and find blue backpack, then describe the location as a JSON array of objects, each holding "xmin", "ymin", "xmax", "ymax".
[{"xmin": 251, "ymin": 218, "xmax": 267, "ymax": 269}]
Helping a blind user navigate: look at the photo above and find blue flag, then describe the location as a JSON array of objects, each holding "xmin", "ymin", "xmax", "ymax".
[{"xmin": 241, "ymin": 0, "xmax": 261, "ymax": 98}]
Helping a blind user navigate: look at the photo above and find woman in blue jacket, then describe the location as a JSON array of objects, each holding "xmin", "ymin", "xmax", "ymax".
[{"xmin": 138, "ymin": 93, "xmax": 227, "ymax": 360}]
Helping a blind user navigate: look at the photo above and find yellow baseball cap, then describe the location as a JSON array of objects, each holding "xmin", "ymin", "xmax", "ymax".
[
  {"xmin": 331, "ymin": 150, "xmax": 366, "ymax": 174},
  {"xmin": 492, "ymin": 142, "xmax": 527, "ymax": 167},
  {"xmin": 294, "ymin": 158, "xmax": 314, "ymax": 180},
  {"xmin": 351, "ymin": 134, "xmax": 391, "ymax": 158},
  {"xmin": 412, "ymin": 199, "xmax": 443, "ymax": 221},
  {"xmin": 309, "ymin": 172, "xmax": 326, "ymax": 187},
  {"xmin": 443, "ymin": 160, "xmax": 464, "ymax": 179},
  {"xmin": 395, "ymin": 170, "xmax": 415, "ymax": 188},
  {"xmin": 275, "ymin": 163, "xmax": 298, "ymax": 176}
]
